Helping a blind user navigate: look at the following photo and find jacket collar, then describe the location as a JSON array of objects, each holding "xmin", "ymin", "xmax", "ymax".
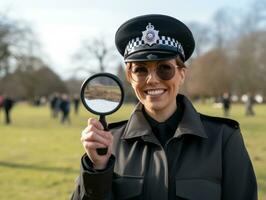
[
  {"xmin": 121, "ymin": 103, "xmax": 152, "ymax": 139},
  {"xmin": 174, "ymin": 95, "xmax": 207, "ymax": 138},
  {"xmin": 121, "ymin": 94, "xmax": 208, "ymax": 140}
]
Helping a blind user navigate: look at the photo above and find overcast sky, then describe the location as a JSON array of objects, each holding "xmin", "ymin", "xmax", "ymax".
[{"xmin": 0, "ymin": 0, "xmax": 252, "ymax": 79}]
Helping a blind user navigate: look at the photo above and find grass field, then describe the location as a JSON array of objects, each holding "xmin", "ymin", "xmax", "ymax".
[{"xmin": 0, "ymin": 102, "xmax": 265, "ymax": 199}]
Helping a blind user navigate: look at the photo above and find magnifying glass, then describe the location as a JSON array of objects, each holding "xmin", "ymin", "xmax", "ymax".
[{"xmin": 80, "ymin": 73, "xmax": 124, "ymax": 155}]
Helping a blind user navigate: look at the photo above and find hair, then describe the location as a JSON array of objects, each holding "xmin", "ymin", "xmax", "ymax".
[{"xmin": 125, "ymin": 56, "xmax": 187, "ymax": 82}]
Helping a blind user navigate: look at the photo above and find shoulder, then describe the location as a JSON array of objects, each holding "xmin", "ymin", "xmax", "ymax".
[
  {"xmin": 199, "ymin": 113, "xmax": 241, "ymax": 145},
  {"xmin": 199, "ymin": 113, "xmax": 239, "ymax": 130},
  {"xmin": 108, "ymin": 120, "xmax": 128, "ymax": 143}
]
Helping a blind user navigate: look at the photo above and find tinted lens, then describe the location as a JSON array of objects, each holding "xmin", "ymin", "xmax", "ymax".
[
  {"xmin": 156, "ymin": 64, "xmax": 175, "ymax": 80},
  {"xmin": 131, "ymin": 66, "xmax": 149, "ymax": 82}
]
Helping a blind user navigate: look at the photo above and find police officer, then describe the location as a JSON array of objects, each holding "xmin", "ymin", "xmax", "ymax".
[{"xmin": 72, "ymin": 14, "xmax": 257, "ymax": 200}]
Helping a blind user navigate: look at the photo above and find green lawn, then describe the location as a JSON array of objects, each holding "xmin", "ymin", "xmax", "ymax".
[{"xmin": 0, "ymin": 102, "xmax": 265, "ymax": 199}]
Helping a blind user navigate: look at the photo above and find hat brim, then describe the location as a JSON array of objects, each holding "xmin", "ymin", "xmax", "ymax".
[{"xmin": 125, "ymin": 50, "xmax": 178, "ymax": 62}]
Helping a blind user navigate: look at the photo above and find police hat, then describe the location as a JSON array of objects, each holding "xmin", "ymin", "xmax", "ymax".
[{"xmin": 115, "ymin": 14, "xmax": 195, "ymax": 62}]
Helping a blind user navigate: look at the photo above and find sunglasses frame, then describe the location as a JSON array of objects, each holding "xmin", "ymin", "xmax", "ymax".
[{"xmin": 128, "ymin": 63, "xmax": 182, "ymax": 82}]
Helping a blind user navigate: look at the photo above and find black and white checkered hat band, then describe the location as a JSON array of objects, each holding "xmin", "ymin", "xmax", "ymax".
[{"xmin": 124, "ymin": 35, "xmax": 185, "ymax": 59}]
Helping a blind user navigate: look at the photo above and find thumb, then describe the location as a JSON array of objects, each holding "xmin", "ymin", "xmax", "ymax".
[{"xmin": 87, "ymin": 118, "xmax": 104, "ymax": 130}]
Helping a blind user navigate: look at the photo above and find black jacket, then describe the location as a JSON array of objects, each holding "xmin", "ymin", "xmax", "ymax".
[
  {"xmin": 71, "ymin": 95, "xmax": 257, "ymax": 200},
  {"xmin": 3, "ymin": 98, "xmax": 14, "ymax": 111}
]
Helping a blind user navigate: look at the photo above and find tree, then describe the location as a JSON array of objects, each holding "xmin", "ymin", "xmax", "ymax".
[
  {"xmin": 233, "ymin": 31, "xmax": 266, "ymax": 95},
  {"xmin": 65, "ymin": 78, "xmax": 83, "ymax": 96},
  {"xmin": 210, "ymin": 7, "xmax": 242, "ymax": 49},
  {"xmin": 72, "ymin": 37, "xmax": 118, "ymax": 77},
  {"xmin": 188, "ymin": 22, "xmax": 211, "ymax": 57},
  {"xmin": 186, "ymin": 49, "xmax": 235, "ymax": 97},
  {"xmin": 0, "ymin": 13, "xmax": 63, "ymax": 100},
  {"xmin": 186, "ymin": 2, "xmax": 266, "ymax": 98},
  {"xmin": 241, "ymin": 0, "xmax": 266, "ymax": 34},
  {"xmin": 0, "ymin": 56, "xmax": 67, "ymax": 99},
  {"xmin": 0, "ymin": 13, "xmax": 40, "ymax": 77}
]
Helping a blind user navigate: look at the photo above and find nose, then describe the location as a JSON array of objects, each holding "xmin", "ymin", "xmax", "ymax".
[{"xmin": 146, "ymin": 68, "xmax": 160, "ymax": 83}]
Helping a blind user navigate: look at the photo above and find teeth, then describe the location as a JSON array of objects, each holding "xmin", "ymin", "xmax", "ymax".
[{"xmin": 146, "ymin": 89, "xmax": 164, "ymax": 95}]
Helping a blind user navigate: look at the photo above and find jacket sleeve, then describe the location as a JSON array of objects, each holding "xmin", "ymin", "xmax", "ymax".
[
  {"xmin": 71, "ymin": 154, "xmax": 115, "ymax": 200},
  {"xmin": 222, "ymin": 129, "xmax": 257, "ymax": 200}
]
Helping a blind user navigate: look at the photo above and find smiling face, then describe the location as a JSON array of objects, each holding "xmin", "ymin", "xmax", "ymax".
[{"xmin": 126, "ymin": 58, "xmax": 186, "ymax": 121}]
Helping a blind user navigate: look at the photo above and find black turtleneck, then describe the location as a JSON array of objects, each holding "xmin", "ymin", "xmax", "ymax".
[{"xmin": 143, "ymin": 97, "xmax": 183, "ymax": 148}]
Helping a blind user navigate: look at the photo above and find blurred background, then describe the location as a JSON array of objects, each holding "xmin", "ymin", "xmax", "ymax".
[{"xmin": 0, "ymin": 0, "xmax": 265, "ymax": 199}]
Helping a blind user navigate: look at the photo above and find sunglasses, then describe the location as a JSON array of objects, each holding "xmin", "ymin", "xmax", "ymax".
[{"xmin": 129, "ymin": 63, "xmax": 180, "ymax": 82}]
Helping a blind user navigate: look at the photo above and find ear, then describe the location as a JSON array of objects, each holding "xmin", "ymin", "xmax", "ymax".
[
  {"xmin": 125, "ymin": 62, "xmax": 133, "ymax": 84},
  {"xmin": 179, "ymin": 67, "xmax": 186, "ymax": 85},
  {"xmin": 125, "ymin": 70, "xmax": 132, "ymax": 84}
]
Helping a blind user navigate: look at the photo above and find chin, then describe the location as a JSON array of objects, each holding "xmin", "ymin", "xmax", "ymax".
[{"xmin": 144, "ymin": 101, "xmax": 167, "ymax": 112}]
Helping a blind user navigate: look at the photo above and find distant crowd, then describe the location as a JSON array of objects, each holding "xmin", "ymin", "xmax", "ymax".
[
  {"xmin": 0, "ymin": 92, "xmax": 80, "ymax": 125},
  {"xmin": 0, "ymin": 92, "xmax": 261, "ymax": 125},
  {"xmin": 49, "ymin": 92, "xmax": 80, "ymax": 124},
  {"xmin": 218, "ymin": 92, "xmax": 257, "ymax": 117}
]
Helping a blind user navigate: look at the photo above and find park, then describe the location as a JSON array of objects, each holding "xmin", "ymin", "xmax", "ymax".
[
  {"xmin": 0, "ymin": 101, "xmax": 265, "ymax": 199},
  {"xmin": 0, "ymin": 0, "xmax": 265, "ymax": 199}
]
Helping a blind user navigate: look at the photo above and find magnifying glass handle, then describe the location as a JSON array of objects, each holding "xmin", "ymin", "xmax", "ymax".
[{"xmin": 97, "ymin": 115, "xmax": 108, "ymax": 155}]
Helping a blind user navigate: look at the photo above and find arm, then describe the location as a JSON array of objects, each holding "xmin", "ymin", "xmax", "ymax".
[
  {"xmin": 222, "ymin": 129, "xmax": 257, "ymax": 200},
  {"xmin": 71, "ymin": 118, "xmax": 114, "ymax": 200},
  {"xmin": 71, "ymin": 155, "xmax": 115, "ymax": 200}
]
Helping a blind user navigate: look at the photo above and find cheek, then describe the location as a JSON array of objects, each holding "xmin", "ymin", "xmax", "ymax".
[
  {"xmin": 130, "ymin": 82, "xmax": 143, "ymax": 99},
  {"xmin": 173, "ymin": 70, "xmax": 185, "ymax": 88},
  {"xmin": 167, "ymin": 77, "xmax": 183, "ymax": 94},
  {"xmin": 130, "ymin": 82, "xmax": 138, "ymax": 92},
  {"xmin": 177, "ymin": 78, "xmax": 183, "ymax": 87}
]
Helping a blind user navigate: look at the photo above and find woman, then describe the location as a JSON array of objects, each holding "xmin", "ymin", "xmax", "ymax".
[{"xmin": 72, "ymin": 14, "xmax": 257, "ymax": 200}]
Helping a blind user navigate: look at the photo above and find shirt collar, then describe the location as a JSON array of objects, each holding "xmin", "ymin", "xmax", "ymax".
[
  {"xmin": 121, "ymin": 94, "xmax": 208, "ymax": 140},
  {"xmin": 142, "ymin": 101, "xmax": 182, "ymax": 133}
]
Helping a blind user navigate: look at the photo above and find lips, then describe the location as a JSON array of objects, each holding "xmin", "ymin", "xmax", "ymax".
[{"xmin": 145, "ymin": 89, "xmax": 166, "ymax": 96}]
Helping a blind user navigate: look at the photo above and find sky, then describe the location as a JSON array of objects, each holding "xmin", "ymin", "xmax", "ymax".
[{"xmin": 0, "ymin": 0, "xmax": 253, "ymax": 79}]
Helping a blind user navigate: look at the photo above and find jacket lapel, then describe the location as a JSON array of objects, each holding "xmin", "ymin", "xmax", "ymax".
[
  {"xmin": 121, "ymin": 103, "xmax": 160, "ymax": 145},
  {"xmin": 174, "ymin": 95, "xmax": 208, "ymax": 139}
]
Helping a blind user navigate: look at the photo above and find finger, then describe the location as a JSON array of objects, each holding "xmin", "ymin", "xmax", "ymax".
[
  {"xmin": 97, "ymin": 130, "xmax": 113, "ymax": 140},
  {"xmin": 81, "ymin": 126, "xmax": 90, "ymax": 136},
  {"xmin": 83, "ymin": 141, "xmax": 107, "ymax": 149},
  {"xmin": 82, "ymin": 131, "xmax": 111, "ymax": 146},
  {"xmin": 81, "ymin": 124, "xmax": 103, "ymax": 137},
  {"xmin": 88, "ymin": 118, "xmax": 104, "ymax": 130},
  {"xmin": 82, "ymin": 124, "xmax": 112, "ymax": 140}
]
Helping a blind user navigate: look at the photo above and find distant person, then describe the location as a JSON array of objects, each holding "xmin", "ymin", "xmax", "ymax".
[
  {"xmin": 0, "ymin": 94, "xmax": 4, "ymax": 121},
  {"xmin": 0, "ymin": 94, "xmax": 4, "ymax": 107},
  {"xmin": 0, "ymin": 94, "xmax": 3, "ymax": 112},
  {"xmin": 50, "ymin": 93, "xmax": 61, "ymax": 118},
  {"xmin": 221, "ymin": 92, "xmax": 231, "ymax": 116},
  {"xmin": 73, "ymin": 94, "xmax": 80, "ymax": 115},
  {"xmin": 60, "ymin": 94, "xmax": 71, "ymax": 124},
  {"xmin": 245, "ymin": 93, "xmax": 256, "ymax": 116},
  {"xmin": 34, "ymin": 96, "xmax": 41, "ymax": 106},
  {"xmin": 3, "ymin": 95, "xmax": 14, "ymax": 124}
]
